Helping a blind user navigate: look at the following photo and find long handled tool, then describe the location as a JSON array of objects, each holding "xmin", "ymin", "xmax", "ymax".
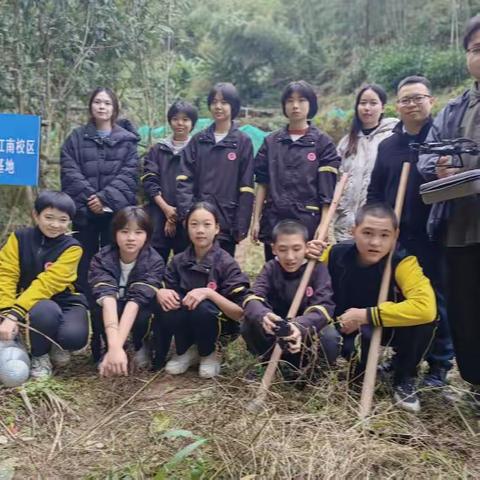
[
  {"xmin": 249, "ymin": 173, "xmax": 349, "ymax": 410},
  {"xmin": 359, "ymin": 162, "xmax": 411, "ymax": 420}
]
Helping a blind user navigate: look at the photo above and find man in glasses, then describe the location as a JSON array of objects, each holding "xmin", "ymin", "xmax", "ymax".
[
  {"xmin": 367, "ymin": 75, "xmax": 454, "ymax": 391},
  {"xmin": 418, "ymin": 15, "xmax": 480, "ymax": 406}
]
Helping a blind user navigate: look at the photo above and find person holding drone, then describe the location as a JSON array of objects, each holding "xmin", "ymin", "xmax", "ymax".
[{"xmin": 418, "ymin": 15, "xmax": 480, "ymax": 406}]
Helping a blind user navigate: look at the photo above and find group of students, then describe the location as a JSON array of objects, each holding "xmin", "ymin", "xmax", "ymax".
[{"xmin": 3, "ymin": 15, "xmax": 480, "ymax": 416}]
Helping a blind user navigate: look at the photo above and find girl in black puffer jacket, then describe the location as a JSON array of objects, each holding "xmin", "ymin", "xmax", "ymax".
[{"xmin": 60, "ymin": 87, "xmax": 139, "ymax": 296}]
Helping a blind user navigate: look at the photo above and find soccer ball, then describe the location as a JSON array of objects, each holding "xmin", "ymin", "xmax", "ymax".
[
  {"xmin": 0, "ymin": 359, "xmax": 30, "ymax": 387},
  {"xmin": 0, "ymin": 346, "xmax": 30, "ymax": 366}
]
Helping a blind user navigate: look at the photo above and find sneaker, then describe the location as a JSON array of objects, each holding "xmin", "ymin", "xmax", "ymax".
[
  {"xmin": 199, "ymin": 352, "xmax": 221, "ymax": 378},
  {"xmin": 422, "ymin": 366, "xmax": 448, "ymax": 388},
  {"xmin": 49, "ymin": 344, "xmax": 71, "ymax": 367},
  {"xmin": 133, "ymin": 343, "xmax": 150, "ymax": 370},
  {"xmin": 31, "ymin": 354, "xmax": 53, "ymax": 379},
  {"xmin": 393, "ymin": 379, "xmax": 421, "ymax": 413},
  {"xmin": 165, "ymin": 345, "xmax": 199, "ymax": 375}
]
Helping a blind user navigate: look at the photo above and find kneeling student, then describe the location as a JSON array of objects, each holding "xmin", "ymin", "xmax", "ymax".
[
  {"xmin": 0, "ymin": 191, "xmax": 89, "ymax": 379},
  {"xmin": 88, "ymin": 207, "xmax": 165, "ymax": 376},
  {"xmin": 242, "ymin": 220, "xmax": 340, "ymax": 379},
  {"xmin": 155, "ymin": 201, "xmax": 250, "ymax": 378},
  {"xmin": 310, "ymin": 203, "xmax": 436, "ymax": 413}
]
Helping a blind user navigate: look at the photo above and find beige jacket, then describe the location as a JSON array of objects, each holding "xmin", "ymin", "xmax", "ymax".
[{"xmin": 334, "ymin": 117, "xmax": 398, "ymax": 241}]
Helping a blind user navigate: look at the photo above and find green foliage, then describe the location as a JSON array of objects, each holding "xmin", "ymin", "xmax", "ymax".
[{"xmin": 366, "ymin": 46, "xmax": 468, "ymax": 91}]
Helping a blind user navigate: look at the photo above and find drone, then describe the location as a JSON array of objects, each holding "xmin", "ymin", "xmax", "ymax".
[{"xmin": 410, "ymin": 138, "xmax": 480, "ymax": 168}]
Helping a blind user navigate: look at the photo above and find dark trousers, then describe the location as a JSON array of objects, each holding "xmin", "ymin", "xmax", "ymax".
[
  {"xmin": 241, "ymin": 316, "xmax": 341, "ymax": 370},
  {"xmin": 153, "ymin": 300, "xmax": 238, "ymax": 365},
  {"xmin": 264, "ymin": 243, "xmax": 274, "ymax": 262},
  {"xmin": 342, "ymin": 322, "xmax": 435, "ymax": 384},
  {"xmin": 218, "ymin": 239, "xmax": 236, "ymax": 257},
  {"xmin": 90, "ymin": 300, "xmax": 152, "ymax": 363},
  {"xmin": 154, "ymin": 225, "xmax": 189, "ymax": 264},
  {"xmin": 399, "ymin": 235, "xmax": 454, "ymax": 370},
  {"xmin": 28, "ymin": 300, "xmax": 88, "ymax": 357},
  {"xmin": 73, "ymin": 215, "xmax": 113, "ymax": 299},
  {"xmin": 445, "ymin": 245, "xmax": 480, "ymax": 385}
]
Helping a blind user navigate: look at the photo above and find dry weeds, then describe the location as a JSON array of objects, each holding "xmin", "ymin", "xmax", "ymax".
[{"xmin": 1, "ymin": 241, "xmax": 479, "ymax": 479}]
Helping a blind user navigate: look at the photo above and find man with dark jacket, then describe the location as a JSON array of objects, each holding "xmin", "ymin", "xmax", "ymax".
[
  {"xmin": 367, "ymin": 76, "xmax": 454, "ymax": 388},
  {"xmin": 418, "ymin": 16, "xmax": 480, "ymax": 402}
]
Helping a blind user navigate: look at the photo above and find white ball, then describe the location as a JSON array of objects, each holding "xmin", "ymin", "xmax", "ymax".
[
  {"xmin": 0, "ymin": 346, "xmax": 30, "ymax": 366},
  {"xmin": 0, "ymin": 340, "xmax": 16, "ymax": 351},
  {"xmin": 0, "ymin": 359, "xmax": 30, "ymax": 387}
]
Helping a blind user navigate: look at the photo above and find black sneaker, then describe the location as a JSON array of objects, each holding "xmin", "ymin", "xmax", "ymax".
[
  {"xmin": 393, "ymin": 379, "xmax": 421, "ymax": 413},
  {"xmin": 422, "ymin": 366, "xmax": 448, "ymax": 388}
]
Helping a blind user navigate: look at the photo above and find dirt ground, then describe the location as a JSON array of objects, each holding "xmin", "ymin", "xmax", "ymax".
[{"xmin": 1, "ymin": 241, "xmax": 480, "ymax": 479}]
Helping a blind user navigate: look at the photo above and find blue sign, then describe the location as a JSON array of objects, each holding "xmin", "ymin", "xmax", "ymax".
[{"xmin": 0, "ymin": 113, "xmax": 41, "ymax": 186}]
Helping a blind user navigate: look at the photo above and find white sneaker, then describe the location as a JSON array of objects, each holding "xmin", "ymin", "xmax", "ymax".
[
  {"xmin": 31, "ymin": 354, "xmax": 53, "ymax": 379},
  {"xmin": 133, "ymin": 343, "xmax": 150, "ymax": 370},
  {"xmin": 165, "ymin": 345, "xmax": 199, "ymax": 375},
  {"xmin": 49, "ymin": 344, "xmax": 71, "ymax": 367},
  {"xmin": 199, "ymin": 351, "xmax": 221, "ymax": 378}
]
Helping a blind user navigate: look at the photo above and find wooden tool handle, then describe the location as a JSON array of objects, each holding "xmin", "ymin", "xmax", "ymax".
[{"xmin": 359, "ymin": 162, "xmax": 411, "ymax": 420}]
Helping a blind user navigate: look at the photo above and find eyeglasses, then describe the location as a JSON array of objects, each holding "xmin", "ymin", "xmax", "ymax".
[
  {"xmin": 397, "ymin": 94, "xmax": 432, "ymax": 106},
  {"xmin": 467, "ymin": 45, "xmax": 480, "ymax": 55}
]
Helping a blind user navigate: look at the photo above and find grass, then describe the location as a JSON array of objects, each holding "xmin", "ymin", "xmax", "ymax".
[{"xmin": 1, "ymin": 240, "xmax": 480, "ymax": 479}]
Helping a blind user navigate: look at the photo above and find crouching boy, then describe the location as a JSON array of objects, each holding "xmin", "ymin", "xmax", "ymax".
[
  {"xmin": 0, "ymin": 191, "xmax": 89, "ymax": 379},
  {"xmin": 242, "ymin": 220, "xmax": 340, "ymax": 380},
  {"xmin": 311, "ymin": 203, "xmax": 436, "ymax": 413}
]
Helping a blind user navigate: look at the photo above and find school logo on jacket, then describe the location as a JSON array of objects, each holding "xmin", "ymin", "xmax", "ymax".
[
  {"xmin": 207, "ymin": 281, "xmax": 218, "ymax": 291},
  {"xmin": 227, "ymin": 152, "xmax": 237, "ymax": 161},
  {"xmin": 307, "ymin": 152, "xmax": 316, "ymax": 162},
  {"xmin": 305, "ymin": 286, "xmax": 314, "ymax": 297}
]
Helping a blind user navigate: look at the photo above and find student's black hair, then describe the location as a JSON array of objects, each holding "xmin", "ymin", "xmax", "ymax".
[
  {"xmin": 354, "ymin": 203, "xmax": 398, "ymax": 230},
  {"xmin": 111, "ymin": 206, "xmax": 153, "ymax": 244},
  {"xmin": 463, "ymin": 15, "xmax": 480, "ymax": 50},
  {"xmin": 345, "ymin": 83, "xmax": 387, "ymax": 158},
  {"xmin": 271, "ymin": 220, "xmax": 309, "ymax": 243},
  {"xmin": 396, "ymin": 76, "xmax": 431, "ymax": 94},
  {"xmin": 34, "ymin": 190, "xmax": 76, "ymax": 220},
  {"xmin": 88, "ymin": 87, "xmax": 120, "ymax": 124},
  {"xmin": 280, "ymin": 80, "xmax": 318, "ymax": 119},
  {"xmin": 207, "ymin": 82, "xmax": 241, "ymax": 119},
  {"xmin": 167, "ymin": 100, "xmax": 199, "ymax": 129},
  {"xmin": 185, "ymin": 201, "xmax": 220, "ymax": 227}
]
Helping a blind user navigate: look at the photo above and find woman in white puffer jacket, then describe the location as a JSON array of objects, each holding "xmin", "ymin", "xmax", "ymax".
[{"xmin": 334, "ymin": 84, "xmax": 397, "ymax": 241}]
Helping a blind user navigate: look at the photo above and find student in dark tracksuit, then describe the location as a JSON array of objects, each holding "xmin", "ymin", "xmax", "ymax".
[
  {"xmin": 0, "ymin": 191, "xmax": 88, "ymax": 380},
  {"xmin": 60, "ymin": 87, "xmax": 139, "ymax": 297},
  {"xmin": 242, "ymin": 220, "xmax": 340, "ymax": 378},
  {"xmin": 251, "ymin": 80, "xmax": 340, "ymax": 261},
  {"xmin": 310, "ymin": 203, "xmax": 437, "ymax": 413},
  {"xmin": 142, "ymin": 101, "xmax": 198, "ymax": 263},
  {"xmin": 176, "ymin": 83, "xmax": 255, "ymax": 257},
  {"xmin": 155, "ymin": 202, "xmax": 250, "ymax": 377},
  {"xmin": 88, "ymin": 207, "xmax": 165, "ymax": 376},
  {"xmin": 367, "ymin": 76, "xmax": 454, "ymax": 388}
]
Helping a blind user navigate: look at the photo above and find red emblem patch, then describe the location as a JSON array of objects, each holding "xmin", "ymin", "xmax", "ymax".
[
  {"xmin": 44, "ymin": 262, "xmax": 53, "ymax": 271},
  {"xmin": 307, "ymin": 152, "xmax": 316, "ymax": 162},
  {"xmin": 306, "ymin": 286, "xmax": 314, "ymax": 297},
  {"xmin": 207, "ymin": 281, "xmax": 218, "ymax": 291},
  {"xmin": 227, "ymin": 152, "xmax": 237, "ymax": 161}
]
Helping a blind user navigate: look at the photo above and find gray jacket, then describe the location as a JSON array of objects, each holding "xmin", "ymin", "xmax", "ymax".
[{"xmin": 417, "ymin": 90, "xmax": 470, "ymax": 239}]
